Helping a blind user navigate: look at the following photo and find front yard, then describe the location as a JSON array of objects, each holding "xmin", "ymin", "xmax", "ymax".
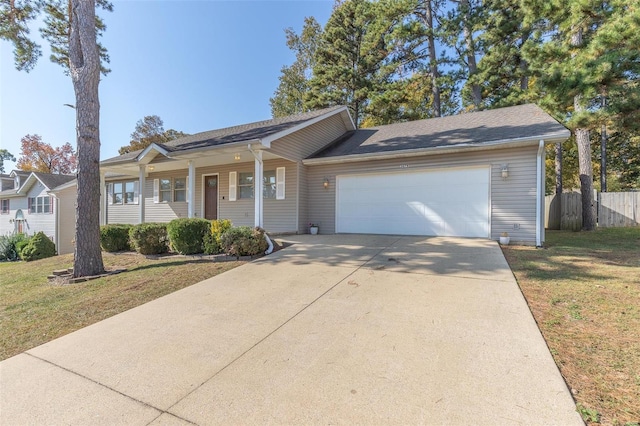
[
  {"xmin": 503, "ymin": 228, "xmax": 640, "ymax": 425},
  {"xmin": 0, "ymin": 253, "xmax": 245, "ymax": 361}
]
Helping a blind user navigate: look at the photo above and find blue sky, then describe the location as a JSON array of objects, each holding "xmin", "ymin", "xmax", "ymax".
[{"xmin": 0, "ymin": 1, "xmax": 333, "ymax": 172}]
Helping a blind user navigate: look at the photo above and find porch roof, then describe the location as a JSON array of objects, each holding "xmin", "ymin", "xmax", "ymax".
[{"xmin": 101, "ymin": 106, "xmax": 349, "ymax": 167}]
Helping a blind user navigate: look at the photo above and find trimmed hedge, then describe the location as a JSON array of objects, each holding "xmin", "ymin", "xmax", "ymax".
[
  {"xmin": 100, "ymin": 224, "xmax": 132, "ymax": 252},
  {"xmin": 204, "ymin": 219, "xmax": 232, "ymax": 255},
  {"xmin": 167, "ymin": 218, "xmax": 211, "ymax": 255},
  {"xmin": 129, "ymin": 223, "xmax": 169, "ymax": 255},
  {"xmin": 21, "ymin": 232, "xmax": 56, "ymax": 261},
  {"xmin": 220, "ymin": 226, "xmax": 268, "ymax": 258}
]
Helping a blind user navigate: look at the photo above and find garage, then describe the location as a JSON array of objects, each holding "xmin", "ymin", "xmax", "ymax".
[{"xmin": 336, "ymin": 167, "xmax": 490, "ymax": 237}]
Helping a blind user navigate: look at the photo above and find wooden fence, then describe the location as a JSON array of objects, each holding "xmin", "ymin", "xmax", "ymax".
[{"xmin": 545, "ymin": 191, "xmax": 640, "ymax": 230}]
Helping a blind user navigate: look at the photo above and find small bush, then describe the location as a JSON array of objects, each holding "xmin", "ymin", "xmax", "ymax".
[
  {"xmin": 129, "ymin": 223, "xmax": 169, "ymax": 255},
  {"xmin": 0, "ymin": 233, "xmax": 31, "ymax": 261},
  {"xmin": 204, "ymin": 219, "xmax": 233, "ymax": 255},
  {"xmin": 220, "ymin": 226, "xmax": 268, "ymax": 258},
  {"xmin": 100, "ymin": 224, "xmax": 132, "ymax": 252},
  {"xmin": 167, "ymin": 218, "xmax": 211, "ymax": 255},
  {"xmin": 21, "ymin": 232, "xmax": 56, "ymax": 261}
]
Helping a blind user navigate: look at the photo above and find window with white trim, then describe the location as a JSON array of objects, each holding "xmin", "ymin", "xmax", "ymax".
[
  {"xmin": 263, "ymin": 171, "xmax": 276, "ymax": 199},
  {"xmin": 153, "ymin": 177, "xmax": 187, "ymax": 203},
  {"xmin": 0, "ymin": 199, "xmax": 9, "ymax": 214},
  {"xmin": 174, "ymin": 178, "xmax": 186, "ymax": 202},
  {"xmin": 108, "ymin": 180, "xmax": 138, "ymax": 205},
  {"xmin": 238, "ymin": 172, "xmax": 254, "ymax": 199},
  {"xmin": 28, "ymin": 196, "xmax": 52, "ymax": 214}
]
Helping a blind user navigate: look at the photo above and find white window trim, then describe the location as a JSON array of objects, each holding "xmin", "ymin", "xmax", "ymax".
[
  {"xmin": 107, "ymin": 180, "xmax": 139, "ymax": 205},
  {"xmin": 153, "ymin": 178, "xmax": 187, "ymax": 203}
]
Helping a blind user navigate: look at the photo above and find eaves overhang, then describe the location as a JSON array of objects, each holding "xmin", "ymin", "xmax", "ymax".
[{"xmin": 302, "ymin": 132, "xmax": 570, "ymax": 166}]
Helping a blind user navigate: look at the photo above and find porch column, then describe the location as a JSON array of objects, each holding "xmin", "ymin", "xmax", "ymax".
[
  {"xmin": 188, "ymin": 160, "xmax": 196, "ymax": 218},
  {"xmin": 100, "ymin": 171, "xmax": 106, "ymax": 225},
  {"xmin": 254, "ymin": 150, "xmax": 263, "ymax": 228},
  {"xmin": 139, "ymin": 165, "xmax": 146, "ymax": 224}
]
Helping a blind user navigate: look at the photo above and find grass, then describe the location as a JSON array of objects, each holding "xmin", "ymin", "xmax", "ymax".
[
  {"xmin": 502, "ymin": 228, "xmax": 640, "ymax": 426},
  {"xmin": 0, "ymin": 252, "xmax": 245, "ymax": 361}
]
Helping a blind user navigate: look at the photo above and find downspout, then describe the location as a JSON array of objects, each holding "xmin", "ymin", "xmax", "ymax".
[
  {"xmin": 536, "ymin": 140, "xmax": 545, "ymax": 247},
  {"xmin": 264, "ymin": 232, "xmax": 274, "ymax": 255},
  {"xmin": 247, "ymin": 144, "xmax": 264, "ymax": 228},
  {"xmin": 53, "ymin": 193, "xmax": 60, "ymax": 254}
]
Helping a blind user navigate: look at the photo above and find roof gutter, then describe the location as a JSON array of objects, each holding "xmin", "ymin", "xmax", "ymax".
[{"xmin": 302, "ymin": 132, "xmax": 570, "ymax": 166}]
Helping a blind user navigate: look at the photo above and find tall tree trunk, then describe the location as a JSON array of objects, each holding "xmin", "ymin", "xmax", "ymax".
[
  {"xmin": 69, "ymin": 0, "xmax": 105, "ymax": 277},
  {"xmin": 600, "ymin": 93, "xmax": 607, "ymax": 192},
  {"xmin": 461, "ymin": 0, "xmax": 481, "ymax": 108},
  {"xmin": 519, "ymin": 34, "xmax": 529, "ymax": 91},
  {"xmin": 572, "ymin": 28, "xmax": 596, "ymax": 231},
  {"xmin": 424, "ymin": 0, "xmax": 441, "ymax": 117}
]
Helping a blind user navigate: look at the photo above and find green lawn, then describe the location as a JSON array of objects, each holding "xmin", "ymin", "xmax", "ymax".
[
  {"xmin": 503, "ymin": 228, "xmax": 640, "ymax": 426},
  {"xmin": 0, "ymin": 253, "xmax": 245, "ymax": 361}
]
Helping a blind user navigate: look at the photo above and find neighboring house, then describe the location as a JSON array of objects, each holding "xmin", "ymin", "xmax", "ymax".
[
  {"xmin": 0, "ymin": 170, "xmax": 76, "ymax": 254},
  {"xmin": 100, "ymin": 104, "xmax": 570, "ymax": 245}
]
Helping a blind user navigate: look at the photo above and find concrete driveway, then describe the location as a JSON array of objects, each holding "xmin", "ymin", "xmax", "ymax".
[{"xmin": 0, "ymin": 235, "xmax": 583, "ymax": 425}]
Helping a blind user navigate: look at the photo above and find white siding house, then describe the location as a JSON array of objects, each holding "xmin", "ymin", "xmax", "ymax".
[{"xmin": 0, "ymin": 171, "xmax": 76, "ymax": 255}]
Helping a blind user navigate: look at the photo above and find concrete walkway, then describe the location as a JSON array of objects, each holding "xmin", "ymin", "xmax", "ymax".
[{"xmin": 0, "ymin": 235, "xmax": 583, "ymax": 425}]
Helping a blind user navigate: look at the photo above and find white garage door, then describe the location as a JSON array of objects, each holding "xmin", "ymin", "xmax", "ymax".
[{"xmin": 336, "ymin": 167, "xmax": 490, "ymax": 237}]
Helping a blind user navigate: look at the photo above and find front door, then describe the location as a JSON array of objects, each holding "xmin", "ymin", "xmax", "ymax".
[{"xmin": 204, "ymin": 176, "xmax": 218, "ymax": 220}]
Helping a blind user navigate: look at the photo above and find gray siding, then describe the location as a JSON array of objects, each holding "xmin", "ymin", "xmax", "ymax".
[
  {"xmin": 297, "ymin": 162, "xmax": 308, "ymax": 234},
  {"xmin": 306, "ymin": 145, "xmax": 540, "ymax": 243},
  {"xmin": 195, "ymin": 159, "xmax": 298, "ymax": 233},
  {"xmin": 144, "ymin": 170, "xmax": 189, "ymax": 223},
  {"xmin": 105, "ymin": 177, "xmax": 140, "ymax": 224},
  {"xmin": 269, "ymin": 114, "xmax": 348, "ymax": 160}
]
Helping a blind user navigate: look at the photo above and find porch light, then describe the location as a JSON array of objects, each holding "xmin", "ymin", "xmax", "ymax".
[
  {"xmin": 323, "ymin": 177, "xmax": 330, "ymax": 189},
  {"xmin": 148, "ymin": 166, "xmax": 155, "ymax": 171},
  {"xmin": 501, "ymin": 164, "xmax": 509, "ymax": 179},
  {"xmin": 234, "ymin": 153, "xmax": 241, "ymax": 161}
]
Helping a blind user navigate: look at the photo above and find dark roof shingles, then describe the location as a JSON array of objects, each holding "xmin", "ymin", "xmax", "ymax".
[
  {"xmin": 101, "ymin": 106, "xmax": 344, "ymax": 164},
  {"xmin": 312, "ymin": 104, "xmax": 568, "ymax": 159}
]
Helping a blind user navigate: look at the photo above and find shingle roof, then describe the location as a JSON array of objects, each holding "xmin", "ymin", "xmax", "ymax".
[
  {"xmin": 32, "ymin": 172, "xmax": 76, "ymax": 190},
  {"xmin": 311, "ymin": 104, "xmax": 569, "ymax": 159},
  {"xmin": 101, "ymin": 106, "xmax": 345, "ymax": 164}
]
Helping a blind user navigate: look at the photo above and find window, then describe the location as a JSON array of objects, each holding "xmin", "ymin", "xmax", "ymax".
[
  {"xmin": 263, "ymin": 170, "xmax": 276, "ymax": 199},
  {"xmin": 238, "ymin": 172, "xmax": 254, "ymax": 199},
  {"xmin": 174, "ymin": 178, "xmax": 186, "ymax": 202},
  {"xmin": 159, "ymin": 178, "xmax": 172, "ymax": 202},
  {"xmin": 153, "ymin": 178, "xmax": 187, "ymax": 203},
  {"xmin": 0, "ymin": 199, "xmax": 8, "ymax": 214},
  {"xmin": 113, "ymin": 182, "xmax": 124, "ymax": 204},
  {"xmin": 108, "ymin": 181, "xmax": 138, "ymax": 205},
  {"xmin": 28, "ymin": 196, "xmax": 52, "ymax": 214}
]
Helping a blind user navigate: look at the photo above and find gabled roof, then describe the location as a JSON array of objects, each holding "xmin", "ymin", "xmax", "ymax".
[
  {"xmin": 0, "ymin": 172, "xmax": 76, "ymax": 197},
  {"xmin": 307, "ymin": 104, "xmax": 570, "ymax": 162},
  {"xmin": 101, "ymin": 106, "xmax": 349, "ymax": 165}
]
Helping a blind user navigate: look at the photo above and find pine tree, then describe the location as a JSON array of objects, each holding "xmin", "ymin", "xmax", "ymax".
[
  {"xmin": 270, "ymin": 17, "xmax": 322, "ymax": 118},
  {"xmin": 1, "ymin": 0, "xmax": 111, "ymax": 276}
]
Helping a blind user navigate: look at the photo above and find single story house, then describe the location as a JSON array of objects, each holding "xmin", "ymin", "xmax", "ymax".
[
  {"xmin": 100, "ymin": 104, "xmax": 570, "ymax": 246},
  {"xmin": 0, "ymin": 170, "xmax": 77, "ymax": 254}
]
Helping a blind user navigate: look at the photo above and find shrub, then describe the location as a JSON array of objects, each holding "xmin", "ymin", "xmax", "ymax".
[
  {"xmin": 100, "ymin": 224, "xmax": 132, "ymax": 252},
  {"xmin": 220, "ymin": 226, "xmax": 268, "ymax": 258},
  {"xmin": 15, "ymin": 237, "xmax": 31, "ymax": 259},
  {"xmin": 129, "ymin": 223, "xmax": 169, "ymax": 255},
  {"xmin": 0, "ymin": 233, "xmax": 30, "ymax": 261},
  {"xmin": 204, "ymin": 219, "xmax": 233, "ymax": 255},
  {"xmin": 21, "ymin": 232, "xmax": 57, "ymax": 261},
  {"xmin": 167, "ymin": 218, "xmax": 211, "ymax": 255}
]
